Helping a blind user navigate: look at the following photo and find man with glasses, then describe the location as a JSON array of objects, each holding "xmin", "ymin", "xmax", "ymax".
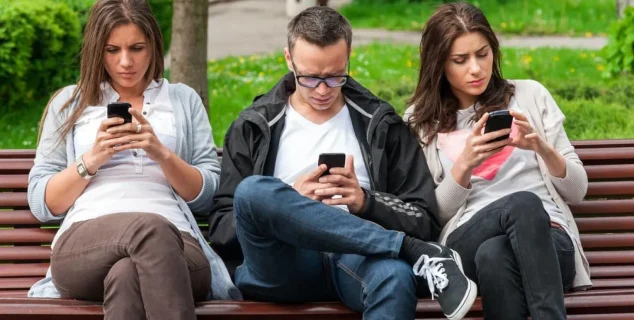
[{"xmin": 208, "ymin": 6, "xmax": 476, "ymax": 320}]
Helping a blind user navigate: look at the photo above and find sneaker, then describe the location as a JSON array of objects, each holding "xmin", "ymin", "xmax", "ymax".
[{"xmin": 412, "ymin": 243, "xmax": 477, "ymax": 320}]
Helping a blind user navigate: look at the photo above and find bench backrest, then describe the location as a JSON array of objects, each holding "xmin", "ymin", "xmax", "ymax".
[{"xmin": 1, "ymin": 140, "xmax": 633, "ymax": 298}]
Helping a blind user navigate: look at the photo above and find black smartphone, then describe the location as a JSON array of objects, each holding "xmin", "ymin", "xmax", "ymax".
[
  {"xmin": 107, "ymin": 102, "xmax": 132, "ymax": 124},
  {"xmin": 484, "ymin": 110, "xmax": 513, "ymax": 142},
  {"xmin": 318, "ymin": 153, "xmax": 346, "ymax": 177}
]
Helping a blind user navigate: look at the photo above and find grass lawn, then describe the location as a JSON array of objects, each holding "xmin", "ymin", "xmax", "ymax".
[
  {"xmin": 1, "ymin": 44, "xmax": 633, "ymax": 149},
  {"xmin": 339, "ymin": 0, "xmax": 615, "ymax": 36}
]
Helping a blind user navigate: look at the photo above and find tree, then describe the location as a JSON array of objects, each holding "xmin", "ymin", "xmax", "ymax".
[
  {"xmin": 170, "ymin": 0, "xmax": 209, "ymax": 112},
  {"xmin": 618, "ymin": 0, "xmax": 634, "ymax": 18}
]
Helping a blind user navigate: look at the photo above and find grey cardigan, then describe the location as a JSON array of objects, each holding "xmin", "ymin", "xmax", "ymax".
[
  {"xmin": 27, "ymin": 82, "xmax": 242, "ymax": 300},
  {"xmin": 404, "ymin": 79, "xmax": 592, "ymax": 290}
]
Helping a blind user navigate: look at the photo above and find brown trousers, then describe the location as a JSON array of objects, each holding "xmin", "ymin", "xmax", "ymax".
[{"xmin": 51, "ymin": 213, "xmax": 211, "ymax": 320}]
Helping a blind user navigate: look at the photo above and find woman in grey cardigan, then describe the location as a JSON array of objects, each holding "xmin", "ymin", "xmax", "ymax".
[
  {"xmin": 404, "ymin": 3, "xmax": 590, "ymax": 320},
  {"xmin": 27, "ymin": 0, "xmax": 240, "ymax": 319}
]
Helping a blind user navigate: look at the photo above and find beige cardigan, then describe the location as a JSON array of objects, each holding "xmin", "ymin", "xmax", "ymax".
[{"xmin": 404, "ymin": 79, "xmax": 592, "ymax": 290}]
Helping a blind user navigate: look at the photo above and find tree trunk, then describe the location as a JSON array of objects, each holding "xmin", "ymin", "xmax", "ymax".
[
  {"xmin": 317, "ymin": 0, "xmax": 329, "ymax": 5},
  {"xmin": 170, "ymin": 0, "xmax": 209, "ymax": 113},
  {"xmin": 617, "ymin": 0, "xmax": 634, "ymax": 18}
]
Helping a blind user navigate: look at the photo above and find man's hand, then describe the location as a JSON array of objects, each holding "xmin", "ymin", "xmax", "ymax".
[
  {"xmin": 315, "ymin": 155, "xmax": 366, "ymax": 214},
  {"xmin": 293, "ymin": 164, "xmax": 338, "ymax": 201}
]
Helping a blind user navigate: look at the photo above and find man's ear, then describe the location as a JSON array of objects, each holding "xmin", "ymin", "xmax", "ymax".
[{"xmin": 283, "ymin": 47, "xmax": 294, "ymax": 72}]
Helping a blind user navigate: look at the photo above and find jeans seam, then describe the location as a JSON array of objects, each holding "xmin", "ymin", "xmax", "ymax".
[
  {"xmin": 335, "ymin": 260, "xmax": 368, "ymax": 310},
  {"xmin": 53, "ymin": 243, "xmax": 127, "ymax": 259}
]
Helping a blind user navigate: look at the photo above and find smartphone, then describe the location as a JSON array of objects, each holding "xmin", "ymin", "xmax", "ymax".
[
  {"xmin": 484, "ymin": 110, "xmax": 513, "ymax": 142},
  {"xmin": 107, "ymin": 102, "xmax": 132, "ymax": 124},
  {"xmin": 318, "ymin": 153, "xmax": 346, "ymax": 177}
]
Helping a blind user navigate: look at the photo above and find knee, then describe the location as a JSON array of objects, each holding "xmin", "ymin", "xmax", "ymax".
[
  {"xmin": 474, "ymin": 237, "xmax": 511, "ymax": 279},
  {"xmin": 234, "ymin": 176, "xmax": 271, "ymax": 211},
  {"xmin": 507, "ymin": 191, "xmax": 550, "ymax": 226},
  {"xmin": 136, "ymin": 213, "xmax": 179, "ymax": 235},
  {"xmin": 104, "ymin": 258, "xmax": 138, "ymax": 294}
]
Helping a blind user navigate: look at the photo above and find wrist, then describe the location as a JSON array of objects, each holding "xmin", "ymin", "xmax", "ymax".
[
  {"xmin": 157, "ymin": 146, "xmax": 173, "ymax": 164},
  {"xmin": 536, "ymin": 142, "xmax": 555, "ymax": 157},
  {"xmin": 82, "ymin": 151, "xmax": 98, "ymax": 175}
]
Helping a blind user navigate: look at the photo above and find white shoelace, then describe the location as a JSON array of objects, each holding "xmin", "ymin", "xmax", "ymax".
[{"xmin": 413, "ymin": 255, "xmax": 450, "ymax": 300}]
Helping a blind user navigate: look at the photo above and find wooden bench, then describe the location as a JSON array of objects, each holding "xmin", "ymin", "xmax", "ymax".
[{"xmin": 1, "ymin": 139, "xmax": 633, "ymax": 319}]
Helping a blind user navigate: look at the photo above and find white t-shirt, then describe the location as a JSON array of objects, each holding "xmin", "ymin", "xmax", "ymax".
[
  {"xmin": 436, "ymin": 99, "xmax": 568, "ymax": 230},
  {"xmin": 53, "ymin": 80, "xmax": 194, "ymax": 247},
  {"xmin": 274, "ymin": 103, "xmax": 371, "ymax": 212}
]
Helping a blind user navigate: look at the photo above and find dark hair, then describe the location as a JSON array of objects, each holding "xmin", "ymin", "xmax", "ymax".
[
  {"xmin": 407, "ymin": 2, "xmax": 514, "ymax": 143},
  {"xmin": 38, "ymin": 0, "xmax": 164, "ymax": 144},
  {"xmin": 287, "ymin": 6, "xmax": 352, "ymax": 53}
]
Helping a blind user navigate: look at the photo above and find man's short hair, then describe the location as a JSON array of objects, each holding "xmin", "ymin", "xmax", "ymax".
[{"xmin": 287, "ymin": 6, "xmax": 352, "ymax": 53}]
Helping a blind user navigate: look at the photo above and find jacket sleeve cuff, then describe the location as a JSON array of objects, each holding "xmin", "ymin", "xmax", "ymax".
[
  {"xmin": 549, "ymin": 160, "xmax": 588, "ymax": 203},
  {"xmin": 28, "ymin": 175, "xmax": 66, "ymax": 222},
  {"xmin": 185, "ymin": 166, "xmax": 218, "ymax": 215}
]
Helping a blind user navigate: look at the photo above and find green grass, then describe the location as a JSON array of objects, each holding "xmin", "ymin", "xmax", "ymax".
[
  {"xmin": 1, "ymin": 44, "xmax": 633, "ymax": 149},
  {"xmin": 339, "ymin": 0, "xmax": 615, "ymax": 36}
]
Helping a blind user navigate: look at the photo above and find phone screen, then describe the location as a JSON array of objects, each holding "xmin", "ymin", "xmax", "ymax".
[
  {"xmin": 107, "ymin": 102, "xmax": 132, "ymax": 124},
  {"xmin": 318, "ymin": 153, "xmax": 346, "ymax": 177},
  {"xmin": 484, "ymin": 110, "xmax": 513, "ymax": 142}
]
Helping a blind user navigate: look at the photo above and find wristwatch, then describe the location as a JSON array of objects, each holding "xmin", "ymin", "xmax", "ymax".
[{"xmin": 76, "ymin": 155, "xmax": 96, "ymax": 180}]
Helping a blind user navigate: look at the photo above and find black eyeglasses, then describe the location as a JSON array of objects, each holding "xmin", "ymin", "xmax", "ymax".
[{"xmin": 290, "ymin": 56, "xmax": 350, "ymax": 88}]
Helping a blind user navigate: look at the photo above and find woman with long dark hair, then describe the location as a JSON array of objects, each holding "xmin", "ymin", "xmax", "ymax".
[
  {"xmin": 28, "ymin": 0, "xmax": 240, "ymax": 318},
  {"xmin": 405, "ymin": 3, "xmax": 590, "ymax": 319}
]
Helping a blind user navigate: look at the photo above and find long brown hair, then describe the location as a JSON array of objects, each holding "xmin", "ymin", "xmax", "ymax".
[
  {"xmin": 37, "ymin": 0, "xmax": 164, "ymax": 144},
  {"xmin": 407, "ymin": 2, "xmax": 514, "ymax": 143}
]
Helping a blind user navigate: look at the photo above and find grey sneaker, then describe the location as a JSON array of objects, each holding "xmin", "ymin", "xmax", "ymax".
[{"xmin": 413, "ymin": 243, "xmax": 477, "ymax": 320}]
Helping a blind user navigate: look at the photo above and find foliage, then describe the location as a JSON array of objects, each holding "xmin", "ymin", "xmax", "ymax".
[{"xmin": 603, "ymin": 7, "xmax": 634, "ymax": 78}]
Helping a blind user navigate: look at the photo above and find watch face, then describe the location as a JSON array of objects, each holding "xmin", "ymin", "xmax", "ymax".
[{"xmin": 77, "ymin": 162, "xmax": 87, "ymax": 177}]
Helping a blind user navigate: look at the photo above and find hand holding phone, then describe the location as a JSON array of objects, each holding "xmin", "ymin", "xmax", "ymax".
[{"xmin": 107, "ymin": 102, "xmax": 132, "ymax": 124}]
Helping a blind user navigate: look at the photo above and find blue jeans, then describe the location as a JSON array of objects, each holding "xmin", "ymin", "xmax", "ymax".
[{"xmin": 234, "ymin": 176, "xmax": 424, "ymax": 320}]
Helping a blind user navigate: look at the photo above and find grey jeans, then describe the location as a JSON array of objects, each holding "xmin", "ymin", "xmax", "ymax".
[{"xmin": 51, "ymin": 213, "xmax": 211, "ymax": 320}]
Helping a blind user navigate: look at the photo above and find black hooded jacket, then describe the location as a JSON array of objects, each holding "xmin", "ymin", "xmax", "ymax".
[{"xmin": 208, "ymin": 73, "xmax": 440, "ymax": 273}]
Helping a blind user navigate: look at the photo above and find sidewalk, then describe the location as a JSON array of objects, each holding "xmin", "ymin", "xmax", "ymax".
[{"xmin": 199, "ymin": 0, "xmax": 608, "ymax": 62}]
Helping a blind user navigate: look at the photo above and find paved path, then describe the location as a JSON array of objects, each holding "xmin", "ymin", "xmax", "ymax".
[{"xmin": 167, "ymin": 0, "xmax": 609, "ymax": 66}]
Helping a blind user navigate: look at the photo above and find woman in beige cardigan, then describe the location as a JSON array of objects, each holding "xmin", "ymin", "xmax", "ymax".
[{"xmin": 404, "ymin": 3, "xmax": 590, "ymax": 320}]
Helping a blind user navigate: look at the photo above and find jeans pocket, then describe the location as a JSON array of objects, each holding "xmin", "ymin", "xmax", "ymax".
[{"xmin": 551, "ymin": 228, "xmax": 576, "ymax": 291}]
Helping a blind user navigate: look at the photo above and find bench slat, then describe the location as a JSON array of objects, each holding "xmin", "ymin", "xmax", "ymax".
[
  {"xmin": 585, "ymin": 164, "xmax": 634, "ymax": 180},
  {"xmin": 591, "ymin": 278, "xmax": 634, "ymax": 289},
  {"xmin": 587, "ymin": 181, "xmax": 634, "ymax": 197},
  {"xmin": 0, "ymin": 175, "xmax": 28, "ymax": 189},
  {"xmin": 0, "ymin": 278, "xmax": 41, "ymax": 290},
  {"xmin": 0, "ymin": 247, "xmax": 51, "ymax": 260},
  {"xmin": 0, "ymin": 193, "xmax": 27, "ymax": 208},
  {"xmin": 586, "ymin": 251, "xmax": 634, "ymax": 264},
  {"xmin": 0, "ymin": 160, "xmax": 32, "ymax": 174},
  {"xmin": 580, "ymin": 234, "xmax": 634, "ymax": 249},
  {"xmin": 576, "ymin": 217, "xmax": 634, "ymax": 232},
  {"xmin": 577, "ymin": 147, "xmax": 634, "ymax": 161},
  {"xmin": 0, "ymin": 264, "xmax": 49, "ymax": 278},
  {"xmin": 572, "ymin": 140, "xmax": 634, "ymax": 149},
  {"xmin": 0, "ymin": 229, "xmax": 56, "ymax": 243},
  {"xmin": 569, "ymin": 200, "xmax": 634, "ymax": 215},
  {"xmin": 0, "ymin": 210, "xmax": 40, "ymax": 225},
  {"xmin": 590, "ymin": 265, "xmax": 634, "ymax": 278}
]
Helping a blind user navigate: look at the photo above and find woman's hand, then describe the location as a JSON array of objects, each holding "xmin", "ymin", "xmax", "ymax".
[
  {"xmin": 456, "ymin": 113, "xmax": 513, "ymax": 171},
  {"xmin": 509, "ymin": 110, "xmax": 548, "ymax": 154},
  {"xmin": 82, "ymin": 117, "xmax": 129, "ymax": 174},
  {"xmin": 106, "ymin": 108, "xmax": 172, "ymax": 162},
  {"xmin": 451, "ymin": 113, "xmax": 512, "ymax": 188}
]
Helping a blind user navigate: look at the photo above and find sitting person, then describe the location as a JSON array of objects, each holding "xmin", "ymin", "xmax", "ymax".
[
  {"xmin": 208, "ymin": 6, "xmax": 477, "ymax": 320},
  {"xmin": 27, "ymin": 0, "xmax": 240, "ymax": 318},
  {"xmin": 405, "ymin": 3, "xmax": 591, "ymax": 319}
]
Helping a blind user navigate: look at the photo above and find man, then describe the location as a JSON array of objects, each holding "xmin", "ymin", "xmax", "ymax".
[{"xmin": 208, "ymin": 7, "xmax": 476, "ymax": 320}]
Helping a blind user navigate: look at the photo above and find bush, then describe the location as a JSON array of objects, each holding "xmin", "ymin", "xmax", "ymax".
[
  {"xmin": 603, "ymin": 7, "xmax": 634, "ymax": 78},
  {"xmin": 148, "ymin": 0, "xmax": 173, "ymax": 53},
  {"xmin": 0, "ymin": 0, "xmax": 83, "ymax": 112}
]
